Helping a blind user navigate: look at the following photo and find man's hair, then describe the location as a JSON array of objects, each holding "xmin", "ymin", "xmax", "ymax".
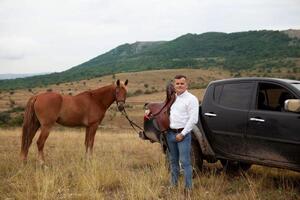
[{"xmin": 174, "ymin": 75, "xmax": 187, "ymax": 80}]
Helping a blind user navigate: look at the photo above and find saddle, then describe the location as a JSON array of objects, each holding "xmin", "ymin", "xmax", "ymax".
[{"xmin": 145, "ymin": 83, "xmax": 176, "ymax": 132}]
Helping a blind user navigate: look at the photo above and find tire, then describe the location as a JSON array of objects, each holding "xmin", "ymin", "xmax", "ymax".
[
  {"xmin": 160, "ymin": 135, "xmax": 171, "ymax": 171},
  {"xmin": 220, "ymin": 159, "xmax": 252, "ymax": 172},
  {"xmin": 239, "ymin": 162, "xmax": 252, "ymax": 171},
  {"xmin": 191, "ymin": 139, "xmax": 203, "ymax": 173},
  {"xmin": 164, "ymin": 148, "xmax": 171, "ymax": 171}
]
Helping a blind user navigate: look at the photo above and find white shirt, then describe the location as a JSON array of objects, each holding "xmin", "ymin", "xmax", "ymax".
[{"xmin": 170, "ymin": 90, "xmax": 199, "ymax": 136}]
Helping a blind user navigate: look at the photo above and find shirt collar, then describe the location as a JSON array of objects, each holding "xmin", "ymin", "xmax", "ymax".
[{"xmin": 176, "ymin": 90, "xmax": 188, "ymax": 98}]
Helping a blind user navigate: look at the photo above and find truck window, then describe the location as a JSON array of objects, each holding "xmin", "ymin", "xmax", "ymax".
[
  {"xmin": 213, "ymin": 85, "xmax": 223, "ymax": 102},
  {"xmin": 218, "ymin": 83, "xmax": 253, "ymax": 110},
  {"xmin": 257, "ymin": 83, "xmax": 295, "ymax": 111}
]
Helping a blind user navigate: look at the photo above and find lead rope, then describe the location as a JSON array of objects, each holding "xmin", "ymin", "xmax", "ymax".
[
  {"xmin": 121, "ymin": 107, "xmax": 170, "ymax": 152},
  {"xmin": 121, "ymin": 107, "xmax": 147, "ymax": 139}
]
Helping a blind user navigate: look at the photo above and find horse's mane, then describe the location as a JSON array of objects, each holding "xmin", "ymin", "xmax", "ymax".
[
  {"xmin": 74, "ymin": 84, "xmax": 115, "ymax": 97},
  {"xmin": 90, "ymin": 84, "xmax": 115, "ymax": 95}
]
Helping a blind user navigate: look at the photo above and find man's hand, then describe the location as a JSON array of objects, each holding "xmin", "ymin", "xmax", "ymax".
[{"xmin": 175, "ymin": 133, "xmax": 184, "ymax": 142}]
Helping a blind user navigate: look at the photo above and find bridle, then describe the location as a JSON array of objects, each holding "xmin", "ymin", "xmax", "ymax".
[{"xmin": 114, "ymin": 86, "xmax": 126, "ymax": 109}]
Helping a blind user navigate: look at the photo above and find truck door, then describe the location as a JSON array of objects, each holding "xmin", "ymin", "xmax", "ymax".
[
  {"xmin": 202, "ymin": 82, "xmax": 255, "ymax": 157},
  {"xmin": 246, "ymin": 82, "xmax": 300, "ymax": 165}
]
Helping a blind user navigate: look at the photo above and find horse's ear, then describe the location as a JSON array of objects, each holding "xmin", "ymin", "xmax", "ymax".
[
  {"xmin": 125, "ymin": 79, "xmax": 128, "ymax": 86},
  {"xmin": 116, "ymin": 79, "xmax": 120, "ymax": 86}
]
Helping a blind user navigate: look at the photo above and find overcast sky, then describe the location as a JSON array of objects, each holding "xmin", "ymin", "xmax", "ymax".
[{"xmin": 0, "ymin": 0, "xmax": 299, "ymax": 74}]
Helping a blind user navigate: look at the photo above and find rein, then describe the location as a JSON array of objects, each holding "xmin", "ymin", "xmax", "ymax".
[
  {"xmin": 119, "ymin": 102, "xmax": 170, "ymax": 151},
  {"xmin": 120, "ymin": 106, "xmax": 147, "ymax": 139},
  {"xmin": 148, "ymin": 102, "xmax": 169, "ymax": 118},
  {"xmin": 148, "ymin": 91, "xmax": 176, "ymax": 119}
]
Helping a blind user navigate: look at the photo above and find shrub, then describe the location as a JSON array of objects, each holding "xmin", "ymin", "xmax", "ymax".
[
  {"xmin": 144, "ymin": 89, "xmax": 157, "ymax": 94},
  {"xmin": 133, "ymin": 89, "xmax": 143, "ymax": 96},
  {"xmin": 233, "ymin": 72, "xmax": 241, "ymax": 77},
  {"xmin": 9, "ymin": 106, "xmax": 24, "ymax": 113},
  {"xmin": 10, "ymin": 114, "xmax": 23, "ymax": 126},
  {"xmin": 9, "ymin": 98, "xmax": 15, "ymax": 107},
  {"xmin": 0, "ymin": 112, "xmax": 10, "ymax": 126}
]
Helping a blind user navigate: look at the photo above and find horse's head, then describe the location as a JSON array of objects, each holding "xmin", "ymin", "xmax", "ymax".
[{"xmin": 115, "ymin": 79, "xmax": 128, "ymax": 111}]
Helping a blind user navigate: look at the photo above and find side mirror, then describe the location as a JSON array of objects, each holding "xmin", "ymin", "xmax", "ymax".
[{"xmin": 284, "ymin": 99, "xmax": 300, "ymax": 113}]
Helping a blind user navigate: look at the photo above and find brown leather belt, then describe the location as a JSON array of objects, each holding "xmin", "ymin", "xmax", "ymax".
[{"xmin": 169, "ymin": 128, "xmax": 184, "ymax": 133}]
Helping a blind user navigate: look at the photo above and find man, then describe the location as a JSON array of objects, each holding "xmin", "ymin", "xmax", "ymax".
[{"xmin": 167, "ymin": 74, "xmax": 199, "ymax": 193}]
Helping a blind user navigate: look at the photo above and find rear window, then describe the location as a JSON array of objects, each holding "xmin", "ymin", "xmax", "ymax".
[
  {"xmin": 291, "ymin": 83, "xmax": 300, "ymax": 92},
  {"xmin": 218, "ymin": 83, "xmax": 254, "ymax": 110},
  {"xmin": 257, "ymin": 82, "xmax": 295, "ymax": 111}
]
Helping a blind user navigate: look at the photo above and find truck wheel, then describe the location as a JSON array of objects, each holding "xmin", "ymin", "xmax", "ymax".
[
  {"xmin": 220, "ymin": 159, "xmax": 252, "ymax": 172},
  {"xmin": 239, "ymin": 162, "xmax": 252, "ymax": 171},
  {"xmin": 160, "ymin": 135, "xmax": 171, "ymax": 171},
  {"xmin": 191, "ymin": 139, "xmax": 203, "ymax": 173}
]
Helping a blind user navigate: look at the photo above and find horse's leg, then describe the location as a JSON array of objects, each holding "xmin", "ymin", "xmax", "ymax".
[
  {"xmin": 32, "ymin": 92, "xmax": 61, "ymax": 164},
  {"xmin": 85, "ymin": 127, "xmax": 90, "ymax": 154},
  {"xmin": 36, "ymin": 124, "xmax": 52, "ymax": 165},
  {"xmin": 87, "ymin": 123, "xmax": 99, "ymax": 156}
]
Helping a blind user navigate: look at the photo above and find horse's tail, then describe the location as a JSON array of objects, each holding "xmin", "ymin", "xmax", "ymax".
[{"xmin": 21, "ymin": 96, "xmax": 40, "ymax": 159}]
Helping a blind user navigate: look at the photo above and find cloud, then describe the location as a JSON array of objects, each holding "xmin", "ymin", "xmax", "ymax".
[
  {"xmin": 0, "ymin": 0, "xmax": 299, "ymax": 74},
  {"xmin": 0, "ymin": 36, "xmax": 37, "ymax": 60}
]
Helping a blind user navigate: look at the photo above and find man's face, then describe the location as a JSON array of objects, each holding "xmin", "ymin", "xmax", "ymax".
[{"xmin": 174, "ymin": 77, "xmax": 188, "ymax": 95}]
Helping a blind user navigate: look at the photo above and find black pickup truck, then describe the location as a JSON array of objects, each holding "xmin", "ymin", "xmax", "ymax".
[{"xmin": 142, "ymin": 77, "xmax": 300, "ymax": 172}]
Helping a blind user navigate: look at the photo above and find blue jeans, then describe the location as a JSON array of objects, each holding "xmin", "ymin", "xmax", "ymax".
[{"xmin": 166, "ymin": 130, "xmax": 192, "ymax": 189}]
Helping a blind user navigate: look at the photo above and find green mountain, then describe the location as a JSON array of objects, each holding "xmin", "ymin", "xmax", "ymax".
[{"xmin": 1, "ymin": 30, "xmax": 300, "ymax": 90}]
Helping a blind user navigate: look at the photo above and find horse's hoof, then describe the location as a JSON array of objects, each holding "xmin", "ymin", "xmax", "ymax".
[
  {"xmin": 42, "ymin": 164, "xmax": 49, "ymax": 170},
  {"xmin": 22, "ymin": 160, "xmax": 28, "ymax": 166},
  {"xmin": 39, "ymin": 160, "xmax": 46, "ymax": 167},
  {"xmin": 38, "ymin": 162, "xmax": 49, "ymax": 170}
]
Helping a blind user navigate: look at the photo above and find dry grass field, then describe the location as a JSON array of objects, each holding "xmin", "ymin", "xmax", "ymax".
[{"xmin": 0, "ymin": 128, "xmax": 300, "ymax": 200}]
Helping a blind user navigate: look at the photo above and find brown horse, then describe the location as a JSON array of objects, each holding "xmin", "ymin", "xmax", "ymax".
[{"xmin": 21, "ymin": 79, "xmax": 128, "ymax": 164}]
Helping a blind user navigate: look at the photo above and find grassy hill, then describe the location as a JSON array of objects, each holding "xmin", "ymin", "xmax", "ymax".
[
  {"xmin": 1, "ymin": 30, "xmax": 300, "ymax": 90},
  {"xmin": 1, "ymin": 67, "xmax": 300, "ymax": 128}
]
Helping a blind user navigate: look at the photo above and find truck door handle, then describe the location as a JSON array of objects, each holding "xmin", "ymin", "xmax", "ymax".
[
  {"xmin": 250, "ymin": 117, "xmax": 265, "ymax": 122},
  {"xmin": 204, "ymin": 113, "xmax": 217, "ymax": 117}
]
